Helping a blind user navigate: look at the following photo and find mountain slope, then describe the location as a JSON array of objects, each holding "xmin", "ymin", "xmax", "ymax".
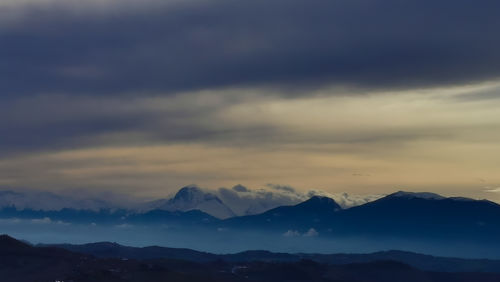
[
  {"xmin": 336, "ymin": 191, "xmax": 500, "ymax": 240},
  {"xmin": 50, "ymin": 241, "xmax": 218, "ymax": 261},
  {"xmin": 221, "ymin": 196, "xmax": 342, "ymax": 231},
  {"xmin": 217, "ymin": 191, "xmax": 500, "ymax": 247},
  {"xmin": 0, "ymin": 234, "xmax": 89, "ymax": 282},
  {"xmin": 0, "ymin": 235, "xmax": 217, "ymax": 282}
]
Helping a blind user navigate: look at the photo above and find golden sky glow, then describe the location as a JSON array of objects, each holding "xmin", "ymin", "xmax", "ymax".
[{"xmin": 2, "ymin": 82, "xmax": 500, "ymax": 202}]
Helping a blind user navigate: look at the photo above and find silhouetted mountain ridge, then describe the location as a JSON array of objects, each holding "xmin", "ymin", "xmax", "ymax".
[
  {"xmin": 2, "ymin": 234, "xmax": 500, "ymax": 281},
  {"xmin": 44, "ymin": 238, "xmax": 500, "ymax": 273}
]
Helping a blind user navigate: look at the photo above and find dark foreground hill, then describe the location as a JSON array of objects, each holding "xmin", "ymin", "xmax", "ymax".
[
  {"xmin": 1, "ymin": 234, "xmax": 499, "ymax": 282},
  {"xmin": 49, "ymin": 241, "xmax": 500, "ymax": 273},
  {"xmin": 3, "ymin": 234, "xmax": 500, "ymax": 282},
  {"xmin": 0, "ymin": 234, "xmax": 225, "ymax": 282}
]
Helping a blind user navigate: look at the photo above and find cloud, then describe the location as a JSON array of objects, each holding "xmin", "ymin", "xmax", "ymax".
[
  {"xmin": 217, "ymin": 185, "xmax": 303, "ymax": 216},
  {"xmin": 352, "ymin": 173, "xmax": 371, "ymax": 177},
  {"xmin": 31, "ymin": 217, "xmax": 69, "ymax": 225},
  {"xmin": 232, "ymin": 184, "xmax": 249, "ymax": 193},
  {"xmin": 0, "ymin": 91, "xmax": 271, "ymax": 155},
  {"xmin": 30, "ymin": 217, "xmax": 53, "ymax": 224},
  {"xmin": 215, "ymin": 184, "xmax": 382, "ymax": 215},
  {"xmin": 4, "ymin": 79, "xmax": 500, "ymax": 159},
  {"xmin": 1, "ymin": 15, "xmax": 500, "ymax": 201},
  {"xmin": 1, "ymin": 0, "xmax": 500, "ymax": 98},
  {"xmin": 485, "ymin": 187, "xmax": 500, "ymax": 193},
  {"xmin": 306, "ymin": 191, "xmax": 384, "ymax": 209},
  {"xmin": 0, "ymin": 217, "xmax": 68, "ymax": 225},
  {"xmin": 283, "ymin": 230, "xmax": 300, "ymax": 237},
  {"xmin": 303, "ymin": 228, "xmax": 318, "ymax": 237},
  {"xmin": 1, "ymin": 0, "xmax": 500, "ymax": 202},
  {"xmin": 115, "ymin": 223, "xmax": 133, "ymax": 229},
  {"xmin": 266, "ymin": 184, "xmax": 297, "ymax": 193},
  {"xmin": 283, "ymin": 228, "xmax": 318, "ymax": 237}
]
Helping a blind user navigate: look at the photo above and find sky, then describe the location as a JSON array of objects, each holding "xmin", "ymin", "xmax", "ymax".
[{"xmin": 1, "ymin": 0, "xmax": 500, "ymax": 202}]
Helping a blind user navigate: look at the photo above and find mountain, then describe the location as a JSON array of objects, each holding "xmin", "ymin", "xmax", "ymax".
[
  {"xmin": 146, "ymin": 185, "xmax": 236, "ymax": 219},
  {"xmin": 6, "ymin": 234, "xmax": 500, "ymax": 282},
  {"xmin": 221, "ymin": 196, "xmax": 342, "ymax": 231},
  {"xmin": 388, "ymin": 191, "xmax": 446, "ymax": 200},
  {"xmin": 0, "ymin": 234, "xmax": 216, "ymax": 282},
  {"xmin": 0, "ymin": 206, "xmax": 128, "ymax": 224},
  {"xmin": 49, "ymin": 241, "xmax": 219, "ymax": 261},
  {"xmin": 0, "ymin": 206, "xmax": 218, "ymax": 226},
  {"xmin": 0, "ymin": 186, "xmax": 381, "ymax": 218},
  {"xmin": 0, "ymin": 234, "xmax": 90, "ymax": 282},
  {"xmin": 49, "ymin": 240, "xmax": 500, "ymax": 273},
  {"xmin": 0, "ymin": 234, "xmax": 33, "ymax": 252},
  {"xmin": 336, "ymin": 191, "xmax": 500, "ymax": 241},
  {"xmin": 217, "ymin": 191, "xmax": 500, "ymax": 248},
  {"xmin": 1, "ymin": 190, "xmax": 500, "ymax": 257},
  {"xmin": 0, "ymin": 190, "xmax": 112, "ymax": 211}
]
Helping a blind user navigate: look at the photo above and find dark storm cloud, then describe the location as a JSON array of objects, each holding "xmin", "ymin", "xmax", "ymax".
[
  {"xmin": 1, "ymin": 0, "xmax": 500, "ymax": 97},
  {"xmin": 2, "ymin": 0, "xmax": 500, "ymax": 156},
  {"xmin": 0, "ymin": 94, "xmax": 276, "ymax": 154}
]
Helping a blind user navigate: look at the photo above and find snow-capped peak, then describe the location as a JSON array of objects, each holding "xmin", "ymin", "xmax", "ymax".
[
  {"xmin": 150, "ymin": 186, "xmax": 236, "ymax": 219},
  {"xmin": 172, "ymin": 185, "xmax": 222, "ymax": 204}
]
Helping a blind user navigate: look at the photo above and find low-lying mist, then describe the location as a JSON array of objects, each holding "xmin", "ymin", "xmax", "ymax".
[{"xmin": 2, "ymin": 219, "xmax": 499, "ymax": 259}]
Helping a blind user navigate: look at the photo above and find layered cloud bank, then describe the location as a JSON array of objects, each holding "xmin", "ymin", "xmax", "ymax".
[
  {"xmin": 1, "ymin": 0, "xmax": 500, "ymax": 201},
  {"xmin": 2, "ymin": 0, "xmax": 500, "ymax": 96},
  {"xmin": 2, "ymin": 85, "xmax": 500, "ymax": 201}
]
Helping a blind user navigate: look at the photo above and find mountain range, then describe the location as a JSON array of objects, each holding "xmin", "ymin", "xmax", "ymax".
[
  {"xmin": 0, "ymin": 190, "xmax": 112, "ymax": 211},
  {"xmin": 0, "ymin": 185, "xmax": 382, "ymax": 218},
  {"xmin": 1, "ymin": 188, "xmax": 500, "ymax": 258},
  {"xmin": 46, "ymin": 240, "xmax": 500, "ymax": 273},
  {"xmin": 219, "ymin": 191, "xmax": 500, "ymax": 239}
]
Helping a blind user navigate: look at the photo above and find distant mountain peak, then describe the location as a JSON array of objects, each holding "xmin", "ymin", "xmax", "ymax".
[
  {"xmin": 0, "ymin": 189, "xmax": 115, "ymax": 211},
  {"xmin": 296, "ymin": 196, "xmax": 342, "ymax": 211},
  {"xmin": 150, "ymin": 186, "xmax": 236, "ymax": 219},
  {"xmin": 172, "ymin": 185, "xmax": 200, "ymax": 200},
  {"xmin": 388, "ymin": 191, "xmax": 445, "ymax": 200},
  {"xmin": 172, "ymin": 185, "xmax": 224, "ymax": 205}
]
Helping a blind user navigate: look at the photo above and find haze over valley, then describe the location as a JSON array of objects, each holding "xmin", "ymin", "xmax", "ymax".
[{"xmin": 0, "ymin": 186, "xmax": 499, "ymax": 259}]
